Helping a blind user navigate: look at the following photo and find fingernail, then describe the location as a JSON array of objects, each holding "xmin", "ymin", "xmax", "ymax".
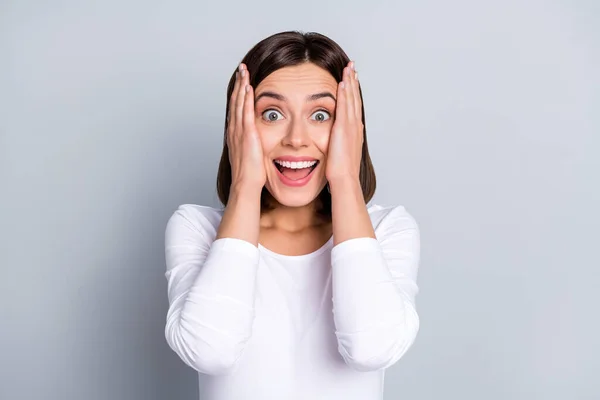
[
  {"xmin": 350, "ymin": 61, "xmax": 355, "ymax": 70},
  {"xmin": 241, "ymin": 69, "xmax": 246, "ymax": 77},
  {"xmin": 245, "ymin": 85, "xmax": 250, "ymax": 93},
  {"xmin": 239, "ymin": 64, "xmax": 243, "ymax": 72},
  {"xmin": 340, "ymin": 81, "xmax": 346, "ymax": 89},
  {"xmin": 355, "ymin": 72, "xmax": 358, "ymax": 80}
]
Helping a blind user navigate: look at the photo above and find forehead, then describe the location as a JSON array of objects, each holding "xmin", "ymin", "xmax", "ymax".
[{"xmin": 256, "ymin": 63, "xmax": 337, "ymax": 95}]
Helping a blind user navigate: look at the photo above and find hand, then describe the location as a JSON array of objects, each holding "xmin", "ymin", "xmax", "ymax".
[
  {"xmin": 227, "ymin": 63, "xmax": 266, "ymax": 191},
  {"xmin": 325, "ymin": 61, "xmax": 364, "ymax": 184}
]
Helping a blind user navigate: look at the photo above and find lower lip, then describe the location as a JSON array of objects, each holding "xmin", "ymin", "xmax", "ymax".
[{"xmin": 274, "ymin": 163, "xmax": 318, "ymax": 187}]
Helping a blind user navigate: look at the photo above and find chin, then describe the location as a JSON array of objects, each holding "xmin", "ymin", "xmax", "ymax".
[{"xmin": 266, "ymin": 188, "xmax": 322, "ymax": 208}]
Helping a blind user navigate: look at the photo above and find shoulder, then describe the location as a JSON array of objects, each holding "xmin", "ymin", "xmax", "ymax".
[
  {"xmin": 165, "ymin": 204, "xmax": 224, "ymax": 241},
  {"xmin": 367, "ymin": 203, "xmax": 420, "ymax": 236}
]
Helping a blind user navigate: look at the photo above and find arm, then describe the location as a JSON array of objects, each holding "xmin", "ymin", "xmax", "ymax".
[
  {"xmin": 164, "ymin": 188, "xmax": 261, "ymax": 375},
  {"xmin": 164, "ymin": 63, "xmax": 265, "ymax": 376},
  {"xmin": 330, "ymin": 179, "xmax": 421, "ymax": 372}
]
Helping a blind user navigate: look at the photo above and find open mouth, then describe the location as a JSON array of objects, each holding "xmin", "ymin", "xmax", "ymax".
[{"xmin": 273, "ymin": 159, "xmax": 319, "ymax": 181}]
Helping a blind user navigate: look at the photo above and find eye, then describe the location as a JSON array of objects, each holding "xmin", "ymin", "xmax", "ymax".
[
  {"xmin": 310, "ymin": 110, "xmax": 331, "ymax": 122},
  {"xmin": 262, "ymin": 109, "xmax": 284, "ymax": 122}
]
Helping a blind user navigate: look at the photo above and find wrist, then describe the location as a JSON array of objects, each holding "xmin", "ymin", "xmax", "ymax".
[
  {"xmin": 327, "ymin": 175, "xmax": 361, "ymax": 191},
  {"xmin": 229, "ymin": 181, "xmax": 263, "ymax": 200}
]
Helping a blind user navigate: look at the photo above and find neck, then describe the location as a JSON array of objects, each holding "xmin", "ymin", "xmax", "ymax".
[{"xmin": 260, "ymin": 200, "xmax": 327, "ymax": 232}]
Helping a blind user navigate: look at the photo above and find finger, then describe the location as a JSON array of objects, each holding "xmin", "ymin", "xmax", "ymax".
[
  {"xmin": 228, "ymin": 68, "xmax": 241, "ymax": 130},
  {"xmin": 235, "ymin": 64, "xmax": 248, "ymax": 132},
  {"xmin": 352, "ymin": 65, "xmax": 362, "ymax": 119},
  {"xmin": 242, "ymin": 83, "xmax": 255, "ymax": 131},
  {"xmin": 335, "ymin": 75, "xmax": 347, "ymax": 123},
  {"xmin": 348, "ymin": 61, "xmax": 361, "ymax": 120},
  {"xmin": 344, "ymin": 64, "xmax": 356, "ymax": 123}
]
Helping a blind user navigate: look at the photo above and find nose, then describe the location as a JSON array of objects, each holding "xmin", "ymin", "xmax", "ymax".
[{"xmin": 281, "ymin": 118, "xmax": 310, "ymax": 148}]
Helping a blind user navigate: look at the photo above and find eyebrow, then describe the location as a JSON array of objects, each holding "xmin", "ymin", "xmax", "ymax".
[{"xmin": 254, "ymin": 91, "xmax": 336, "ymax": 103}]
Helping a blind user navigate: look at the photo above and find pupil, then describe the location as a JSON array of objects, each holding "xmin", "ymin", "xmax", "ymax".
[{"xmin": 269, "ymin": 112, "xmax": 277, "ymax": 121}]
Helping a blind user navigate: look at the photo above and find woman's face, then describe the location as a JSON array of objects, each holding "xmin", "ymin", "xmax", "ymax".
[{"xmin": 254, "ymin": 62, "xmax": 338, "ymax": 208}]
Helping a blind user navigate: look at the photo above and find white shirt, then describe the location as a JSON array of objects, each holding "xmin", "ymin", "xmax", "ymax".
[{"xmin": 164, "ymin": 203, "xmax": 421, "ymax": 400}]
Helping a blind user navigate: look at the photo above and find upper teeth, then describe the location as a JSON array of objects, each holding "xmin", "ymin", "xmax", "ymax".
[{"xmin": 275, "ymin": 160, "xmax": 317, "ymax": 169}]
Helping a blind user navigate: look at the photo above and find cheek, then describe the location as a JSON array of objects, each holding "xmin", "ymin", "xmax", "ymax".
[
  {"xmin": 311, "ymin": 127, "xmax": 331, "ymax": 156},
  {"xmin": 256, "ymin": 126, "xmax": 279, "ymax": 155}
]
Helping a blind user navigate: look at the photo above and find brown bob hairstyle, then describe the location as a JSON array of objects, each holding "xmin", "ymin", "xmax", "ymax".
[{"xmin": 216, "ymin": 31, "xmax": 376, "ymax": 218}]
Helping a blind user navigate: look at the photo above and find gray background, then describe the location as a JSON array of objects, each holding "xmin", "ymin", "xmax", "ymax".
[{"xmin": 1, "ymin": 1, "xmax": 598, "ymax": 399}]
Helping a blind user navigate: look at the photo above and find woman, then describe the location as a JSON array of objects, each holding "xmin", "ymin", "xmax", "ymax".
[{"xmin": 164, "ymin": 31, "xmax": 421, "ymax": 400}]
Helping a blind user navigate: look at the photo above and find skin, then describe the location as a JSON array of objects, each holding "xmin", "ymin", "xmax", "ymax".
[{"xmin": 217, "ymin": 60, "xmax": 376, "ymax": 255}]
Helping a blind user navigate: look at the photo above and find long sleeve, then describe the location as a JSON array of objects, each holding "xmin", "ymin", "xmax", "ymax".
[
  {"xmin": 330, "ymin": 205, "xmax": 421, "ymax": 372},
  {"xmin": 164, "ymin": 205, "xmax": 260, "ymax": 376}
]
